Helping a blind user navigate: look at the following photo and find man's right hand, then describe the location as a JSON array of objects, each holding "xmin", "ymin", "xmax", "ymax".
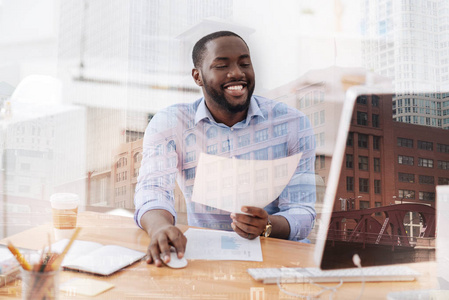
[
  {"xmin": 146, "ymin": 224, "xmax": 187, "ymax": 267},
  {"xmin": 140, "ymin": 209, "xmax": 187, "ymax": 267}
]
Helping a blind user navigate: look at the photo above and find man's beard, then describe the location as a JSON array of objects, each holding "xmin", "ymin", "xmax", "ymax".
[{"xmin": 203, "ymin": 80, "xmax": 254, "ymax": 114}]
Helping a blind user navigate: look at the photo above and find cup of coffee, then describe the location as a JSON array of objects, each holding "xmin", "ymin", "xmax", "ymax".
[{"xmin": 50, "ymin": 193, "xmax": 80, "ymax": 240}]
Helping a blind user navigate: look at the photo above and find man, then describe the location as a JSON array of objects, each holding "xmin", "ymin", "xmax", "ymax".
[{"xmin": 134, "ymin": 31, "xmax": 316, "ymax": 267}]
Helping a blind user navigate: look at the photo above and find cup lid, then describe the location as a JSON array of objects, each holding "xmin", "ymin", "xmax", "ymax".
[{"xmin": 50, "ymin": 193, "xmax": 80, "ymax": 205}]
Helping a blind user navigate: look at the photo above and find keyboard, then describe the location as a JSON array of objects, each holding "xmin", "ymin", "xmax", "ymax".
[{"xmin": 247, "ymin": 265, "xmax": 421, "ymax": 284}]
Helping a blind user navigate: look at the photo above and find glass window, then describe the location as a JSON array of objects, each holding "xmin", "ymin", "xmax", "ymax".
[
  {"xmin": 373, "ymin": 136, "xmax": 380, "ymax": 150},
  {"xmin": 419, "ymin": 191, "xmax": 435, "ymax": 201},
  {"xmin": 185, "ymin": 167, "xmax": 196, "ymax": 180},
  {"xmin": 255, "ymin": 128, "xmax": 268, "ymax": 142},
  {"xmin": 372, "ymin": 114, "xmax": 380, "ymax": 127},
  {"xmin": 357, "ymin": 111, "xmax": 368, "ymax": 125},
  {"xmin": 206, "ymin": 127, "xmax": 218, "ymax": 139},
  {"xmin": 273, "ymin": 122, "xmax": 288, "ymax": 137},
  {"xmin": 397, "ymin": 137, "xmax": 413, "ymax": 148},
  {"xmin": 358, "ymin": 134, "xmax": 368, "ymax": 148},
  {"xmin": 418, "ymin": 158, "xmax": 434, "ymax": 168},
  {"xmin": 347, "ymin": 132, "xmax": 353, "ymax": 146},
  {"xmin": 273, "ymin": 143, "xmax": 287, "ymax": 159},
  {"xmin": 346, "ymin": 176, "xmax": 354, "ymax": 191},
  {"xmin": 167, "ymin": 140, "xmax": 176, "ymax": 152},
  {"xmin": 372, "ymin": 95, "xmax": 379, "ymax": 107},
  {"xmin": 346, "ymin": 154, "xmax": 353, "ymax": 169},
  {"xmin": 185, "ymin": 151, "xmax": 196, "ymax": 163},
  {"xmin": 358, "ymin": 156, "xmax": 368, "ymax": 171},
  {"xmin": 419, "ymin": 175, "xmax": 434, "ymax": 185},
  {"xmin": 359, "ymin": 178, "xmax": 369, "ymax": 193},
  {"xmin": 438, "ymin": 160, "xmax": 449, "ymax": 169},
  {"xmin": 273, "ymin": 103, "xmax": 288, "ymax": 118},
  {"xmin": 360, "ymin": 200, "xmax": 370, "ymax": 209},
  {"xmin": 357, "ymin": 95, "xmax": 367, "ymax": 104},
  {"xmin": 254, "ymin": 148, "xmax": 268, "ymax": 160},
  {"xmin": 398, "ymin": 155, "xmax": 414, "ymax": 165},
  {"xmin": 185, "ymin": 134, "xmax": 196, "ymax": 146},
  {"xmin": 373, "ymin": 157, "xmax": 380, "ymax": 172},
  {"xmin": 206, "ymin": 144, "xmax": 217, "ymax": 155},
  {"xmin": 222, "ymin": 140, "xmax": 232, "ymax": 153},
  {"xmin": 374, "ymin": 180, "xmax": 381, "ymax": 194},
  {"xmin": 238, "ymin": 134, "xmax": 250, "ymax": 148},
  {"xmin": 398, "ymin": 172, "xmax": 415, "ymax": 183},
  {"xmin": 418, "ymin": 140, "xmax": 433, "ymax": 151}
]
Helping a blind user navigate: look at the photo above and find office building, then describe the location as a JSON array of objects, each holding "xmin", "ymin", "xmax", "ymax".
[{"xmin": 361, "ymin": 0, "xmax": 449, "ymax": 129}]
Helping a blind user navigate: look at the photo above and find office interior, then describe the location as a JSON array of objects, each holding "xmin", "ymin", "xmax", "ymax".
[{"xmin": 1, "ymin": 0, "xmax": 448, "ymax": 298}]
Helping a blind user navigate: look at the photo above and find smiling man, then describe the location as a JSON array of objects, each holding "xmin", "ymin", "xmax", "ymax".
[{"xmin": 134, "ymin": 31, "xmax": 317, "ymax": 267}]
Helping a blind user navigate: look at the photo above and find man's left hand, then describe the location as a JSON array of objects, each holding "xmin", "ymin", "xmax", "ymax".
[{"xmin": 230, "ymin": 206, "xmax": 268, "ymax": 240}]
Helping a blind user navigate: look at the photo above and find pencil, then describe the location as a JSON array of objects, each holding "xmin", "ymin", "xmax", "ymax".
[
  {"xmin": 7, "ymin": 241, "xmax": 32, "ymax": 271},
  {"xmin": 50, "ymin": 227, "xmax": 81, "ymax": 271}
]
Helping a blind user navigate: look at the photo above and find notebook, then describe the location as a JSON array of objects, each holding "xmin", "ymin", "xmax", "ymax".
[{"xmin": 51, "ymin": 239, "xmax": 145, "ymax": 276}]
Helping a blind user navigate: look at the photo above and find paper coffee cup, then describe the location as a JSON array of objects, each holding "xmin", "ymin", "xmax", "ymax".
[{"xmin": 50, "ymin": 193, "xmax": 79, "ymax": 240}]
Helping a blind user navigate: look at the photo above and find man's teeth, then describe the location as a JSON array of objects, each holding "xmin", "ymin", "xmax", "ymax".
[{"xmin": 226, "ymin": 85, "xmax": 243, "ymax": 90}]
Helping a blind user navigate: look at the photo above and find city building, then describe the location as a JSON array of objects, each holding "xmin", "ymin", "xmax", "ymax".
[{"xmin": 362, "ymin": 0, "xmax": 449, "ymax": 129}]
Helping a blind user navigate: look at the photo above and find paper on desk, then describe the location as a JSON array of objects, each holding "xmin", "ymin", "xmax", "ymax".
[
  {"xmin": 184, "ymin": 228, "xmax": 263, "ymax": 261},
  {"xmin": 191, "ymin": 152, "xmax": 302, "ymax": 213}
]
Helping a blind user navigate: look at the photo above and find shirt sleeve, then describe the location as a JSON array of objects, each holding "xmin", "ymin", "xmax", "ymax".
[
  {"xmin": 272, "ymin": 112, "xmax": 317, "ymax": 241},
  {"xmin": 133, "ymin": 109, "xmax": 179, "ymax": 229}
]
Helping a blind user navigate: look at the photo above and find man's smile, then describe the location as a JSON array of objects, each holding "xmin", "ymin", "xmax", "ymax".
[{"xmin": 223, "ymin": 81, "xmax": 247, "ymax": 97}]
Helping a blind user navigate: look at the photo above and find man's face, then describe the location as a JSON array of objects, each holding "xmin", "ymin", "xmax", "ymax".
[{"xmin": 195, "ymin": 36, "xmax": 255, "ymax": 114}]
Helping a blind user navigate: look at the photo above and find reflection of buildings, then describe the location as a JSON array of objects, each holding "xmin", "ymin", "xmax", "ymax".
[{"xmin": 362, "ymin": 0, "xmax": 449, "ymax": 129}]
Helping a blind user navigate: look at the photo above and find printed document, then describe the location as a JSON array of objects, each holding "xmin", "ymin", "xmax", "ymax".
[
  {"xmin": 191, "ymin": 152, "xmax": 302, "ymax": 213},
  {"xmin": 184, "ymin": 228, "xmax": 263, "ymax": 261}
]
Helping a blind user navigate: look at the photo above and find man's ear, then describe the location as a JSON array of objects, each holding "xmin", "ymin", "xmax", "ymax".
[{"xmin": 192, "ymin": 68, "xmax": 203, "ymax": 87}]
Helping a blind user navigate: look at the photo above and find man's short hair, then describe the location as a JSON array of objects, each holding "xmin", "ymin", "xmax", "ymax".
[{"xmin": 192, "ymin": 31, "xmax": 248, "ymax": 68}]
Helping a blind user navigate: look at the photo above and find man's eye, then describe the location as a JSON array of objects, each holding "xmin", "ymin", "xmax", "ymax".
[
  {"xmin": 215, "ymin": 65, "xmax": 227, "ymax": 69},
  {"xmin": 241, "ymin": 63, "xmax": 251, "ymax": 67}
]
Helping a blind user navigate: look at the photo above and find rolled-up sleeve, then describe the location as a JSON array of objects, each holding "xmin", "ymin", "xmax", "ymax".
[
  {"xmin": 273, "ymin": 112, "xmax": 317, "ymax": 241},
  {"xmin": 134, "ymin": 110, "xmax": 179, "ymax": 228}
]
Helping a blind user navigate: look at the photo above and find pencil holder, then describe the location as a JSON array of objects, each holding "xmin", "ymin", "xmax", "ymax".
[{"xmin": 21, "ymin": 268, "xmax": 60, "ymax": 300}]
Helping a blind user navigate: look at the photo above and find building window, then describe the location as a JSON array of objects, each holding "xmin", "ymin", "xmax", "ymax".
[
  {"xmin": 418, "ymin": 158, "xmax": 434, "ymax": 168},
  {"xmin": 419, "ymin": 191, "xmax": 435, "ymax": 201},
  {"xmin": 360, "ymin": 200, "xmax": 370, "ymax": 209},
  {"xmin": 373, "ymin": 136, "xmax": 380, "ymax": 150},
  {"xmin": 273, "ymin": 103, "xmax": 288, "ymax": 118},
  {"xmin": 185, "ymin": 167, "xmax": 196, "ymax": 180},
  {"xmin": 397, "ymin": 137, "xmax": 413, "ymax": 148},
  {"xmin": 358, "ymin": 134, "xmax": 368, "ymax": 148},
  {"xmin": 374, "ymin": 180, "xmax": 381, "ymax": 194},
  {"xmin": 438, "ymin": 160, "xmax": 449, "ymax": 170},
  {"xmin": 273, "ymin": 143, "xmax": 287, "ymax": 159},
  {"xmin": 418, "ymin": 140, "xmax": 433, "ymax": 151},
  {"xmin": 399, "ymin": 172, "xmax": 415, "ymax": 183},
  {"xmin": 255, "ymin": 128, "xmax": 268, "ymax": 142},
  {"xmin": 419, "ymin": 175, "xmax": 434, "ymax": 185},
  {"xmin": 357, "ymin": 111, "xmax": 368, "ymax": 125},
  {"xmin": 398, "ymin": 155, "xmax": 414, "ymax": 165},
  {"xmin": 222, "ymin": 140, "xmax": 232, "ymax": 153},
  {"xmin": 437, "ymin": 143, "xmax": 449, "ymax": 153},
  {"xmin": 186, "ymin": 134, "xmax": 196, "ymax": 146},
  {"xmin": 372, "ymin": 95, "xmax": 379, "ymax": 107},
  {"xmin": 357, "ymin": 95, "xmax": 367, "ymax": 104},
  {"xmin": 347, "ymin": 132, "xmax": 354, "ymax": 146},
  {"xmin": 359, "ymin": 178, "xmax": 369, "ymax": 193},
  {"xmin": 374, "ymin": 157, "xmax": 381, "ymax": 172},
  {"xmin": 346, "ymin": 154, "xmax": 353, "ymax": 169},
  {"xmin": 254, "ymin": 148, "xmax": 268, "ymax": 160},
  {"xmin": 372, "ymin": 114, "xmax": 380, "ymax": 128},
  {"xmin": 358, "ymin": 156, "xmax": 369, "ymax": 171},
  {"xmin": 274, "ymin": 164, "xmax": 288, "ymax": 178},
  {"xmin": 438, "ymin": 177, "xmax": 449, "ymax": 185},
  {"xmin": 346, "ymin": 176, "xmax": 354, "ymax": 191},
  {"xmin": 273, "ymin": 122, "xmax": 288, "ymax": 137},
  {"xmin": 238, "ymin": 134, "xmax": 250, "ymax": 148},
  {"xmin": 185, "ymin": 151, "xmax": 196, "ymax": 163},
  {"xmin": 206, "ymin": 144, "xmax": 217, "ymax": 155},
  {"xmin": 167, "ymin": 140, "xmax": 176, "ymax": 153},
  {"xmin": 399, "ymin": 189, "xmax": 415, "ymax": 199},
  {"xmin": 206, "ymin": 127, "xmax": 218, "ymax": 139}
]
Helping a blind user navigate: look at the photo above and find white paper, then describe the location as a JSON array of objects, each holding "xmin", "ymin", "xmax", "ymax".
[
  {"xmin": 191, "ymin": 152, "xmax": 302, "ymax": 213},
  {"xmin": 183, "ymin": 228, "xmax": 263, "ymax": 261}
]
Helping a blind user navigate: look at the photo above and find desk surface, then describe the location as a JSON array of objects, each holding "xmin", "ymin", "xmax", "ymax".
[{"xmin": 0, "ymin": 212, "xmax": 437, "ymax": 299}]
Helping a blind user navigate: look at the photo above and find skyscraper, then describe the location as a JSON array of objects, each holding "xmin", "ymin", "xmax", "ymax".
[{"xmin": 362, "ymin": 0, "xmax": 449, "ymax": 129}]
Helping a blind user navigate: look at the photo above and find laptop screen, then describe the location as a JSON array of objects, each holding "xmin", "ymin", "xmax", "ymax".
[{"xmin": 311, "ymin": 88, "xmax": 440, "ymax": 269}]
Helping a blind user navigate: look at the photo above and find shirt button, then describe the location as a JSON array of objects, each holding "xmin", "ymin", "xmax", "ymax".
[{"xmin": 230, "ymin": 128, "xmax": 234, "ymax": 131}]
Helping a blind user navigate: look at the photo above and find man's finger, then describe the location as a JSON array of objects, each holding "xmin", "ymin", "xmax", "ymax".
[{"xmin": 241, "ymin": 206, "xmax": 267, "ymax": 218}]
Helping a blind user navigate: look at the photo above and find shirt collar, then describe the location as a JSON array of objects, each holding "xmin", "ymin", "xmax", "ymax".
[{"xmin": 194, "ymin": 96, "xmax": 265, "ymax": 127}]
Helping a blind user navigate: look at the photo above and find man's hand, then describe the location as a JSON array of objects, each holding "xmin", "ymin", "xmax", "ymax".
[
  {"xmin": 146, "ymin": 225, "xmax": 187, "ymax": 267},
  {"xmin": 230, "ymin": 206, "xmax": 268, "ymax": 239}
]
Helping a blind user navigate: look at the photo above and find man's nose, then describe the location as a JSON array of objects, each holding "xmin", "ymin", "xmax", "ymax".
[{"xmin": 227, "ymin": 64, "xmax": 245, "ymax": 79}]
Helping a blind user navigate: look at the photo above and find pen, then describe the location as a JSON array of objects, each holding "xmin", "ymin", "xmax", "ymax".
[{"xmin": 7, "ymin": 241, "xmax": 32, "ymax": 271}]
